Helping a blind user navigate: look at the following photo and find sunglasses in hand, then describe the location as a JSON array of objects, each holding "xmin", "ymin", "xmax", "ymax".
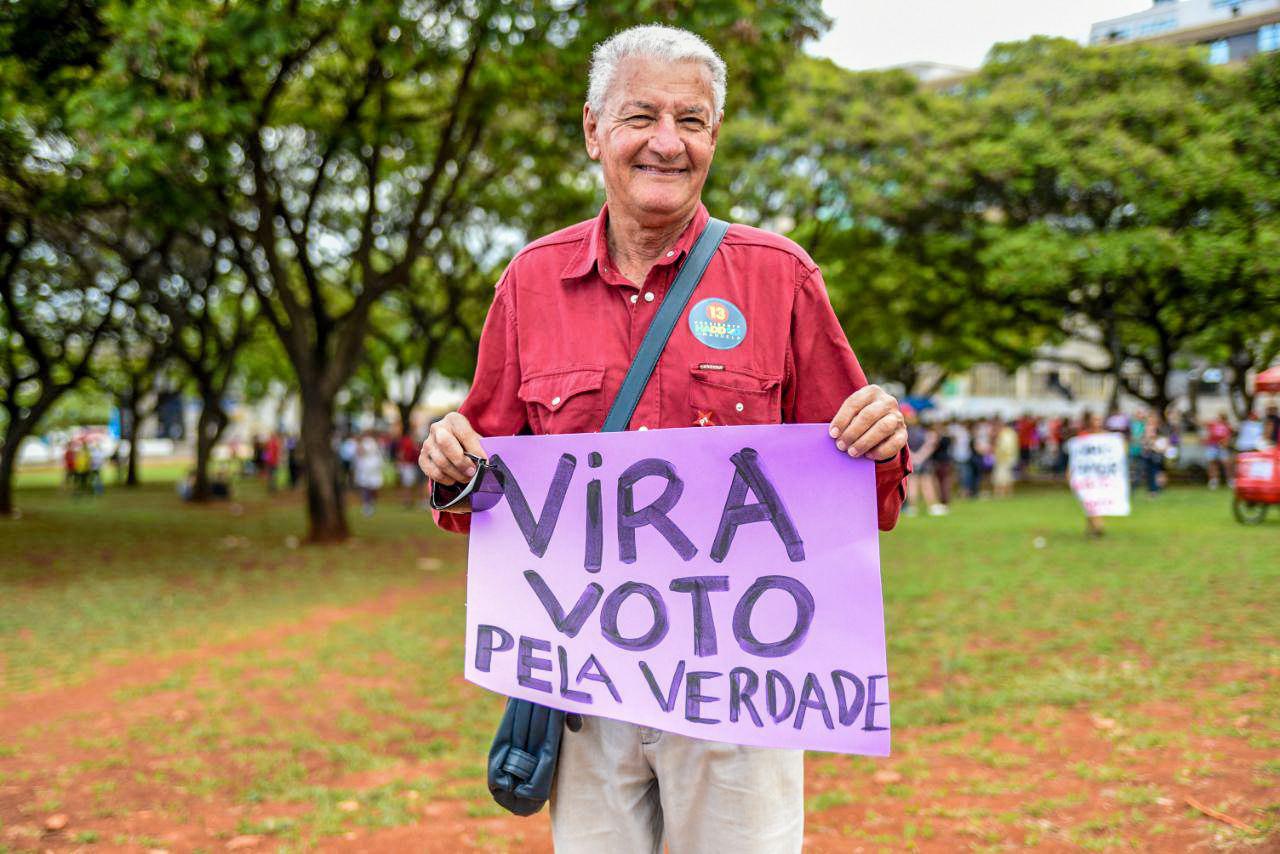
[{"xmin": 429, "ymin": 453, "xmax": 506, "ymax": 512}]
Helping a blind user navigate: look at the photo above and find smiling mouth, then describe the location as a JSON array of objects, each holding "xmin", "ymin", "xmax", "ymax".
[{"xmin": 634, "ymin": 164, "xmax": 688, "ymax": 176}]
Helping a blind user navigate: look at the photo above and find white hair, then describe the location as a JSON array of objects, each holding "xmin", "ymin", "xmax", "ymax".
[{"xmin": 588, "ymin": 24, "xmax": 727, "ymax": 117}]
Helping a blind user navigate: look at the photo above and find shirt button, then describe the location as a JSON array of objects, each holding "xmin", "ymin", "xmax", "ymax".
[
  {"xmin": 638, "ymin": 425, "xmax": 648, "ymax": 431},
  {"xmin": 644, "ymin": 292, "xmax": 655, "ymax": 302},
  {"xmin": 630, "ymin": 294, "xmax": 638, "ymax": 304},
  {"xmin": 551, "ymin": 396, "xmax": 562, "ymax": 406},
  {"xmin": 735, "ymin": 402, "xmax": 744, "ymax": 412},
  {"xmin": 666, "ymin": 250, "xmax": 675, "ymax": 257}
]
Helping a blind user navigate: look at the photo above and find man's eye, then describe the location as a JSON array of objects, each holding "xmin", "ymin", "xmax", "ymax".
[
  {"xmin": 682, "ymin": 118, "xmax": 705, "ymax": 127},
  {"xmin": 626, "ymin": 115, "xmax": 653, "ymax": 122}
]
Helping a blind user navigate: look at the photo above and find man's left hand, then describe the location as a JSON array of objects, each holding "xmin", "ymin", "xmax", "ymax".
[{"xmin": 829, "ymin": 385, "xmax": 908, "ymax": 462}]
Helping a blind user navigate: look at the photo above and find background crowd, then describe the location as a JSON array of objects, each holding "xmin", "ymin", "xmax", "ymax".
[
  {"xmin": 56, "ymin": 402, "xmax": 1280, "ymax": 524},
  {"xmin": 902, "ymin": 404, "xmax": 1280, "ymax": 515}
]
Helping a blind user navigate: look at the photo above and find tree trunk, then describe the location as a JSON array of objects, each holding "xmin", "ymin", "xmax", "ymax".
[
  {"xmin": 190, "ymin": 395, "xmax": 227, "ymax": 502},
  {"xmin": 1153, "ymin": 365, "xmax": 1173, "ymax": 421},
  {"xmin": 1155, "ymin": 392, "xmax": 1172, "ymax": 422},
  {"xmin": 1106, "ymin": 374, "xmax": 1122, "ymax": 415},
  {"xmin": 0, "ymin": 430, "xmax": 20, "ymax": 517},
  {"xmin": 2, "ymin": 394, "xmax": 63, "ymax": 515},
  {"xmin": 1228, "ymin": 364, "xmax": 1254, "ymax": 420},
  {"xmin": 1108, "ymin": 320, "xmax": 1123, "ymax": 415},
  {"xmin": 397, "ymin": 401, "xmax": 414, "ymax": 436},
  {"xmin": 300, "ymin": 390, "xmax": 348, "ymax": 543},
  {"xmin": 125, "ymin": 397, "xmax": 142, "ymax": 487},
  {"xmin": 1238, "ymin": 387, "xmax": 1255, "ymax": 419}
]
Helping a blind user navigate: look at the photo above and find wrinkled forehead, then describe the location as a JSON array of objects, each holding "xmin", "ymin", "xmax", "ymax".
[{"xmin": 603, "ymin": 55, "xmax": 716, "ymax": 116}]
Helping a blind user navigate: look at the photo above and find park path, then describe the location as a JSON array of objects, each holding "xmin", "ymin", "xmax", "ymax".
[
  {"xmin": 2, "ymin": 571, "xmax": 1277, "ymax": 852},
  {"xmin": 0, "ymin": 575, "xmax": 454, "ymax": 735}
]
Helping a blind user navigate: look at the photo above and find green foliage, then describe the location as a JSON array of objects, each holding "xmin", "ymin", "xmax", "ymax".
[
  {"xmin": 72, "ymin": 0, "xmax": 828, "ymax": 367},
  {"xmin": 49, "ymin": 0, "xmax": 826, "ymax": 536},
  {"xmin": 0, "ymin": 225, "xmax": 112, "ymax": 411},
  {"xmin": 1185, "ymin": 50, "xmax": 1280, "ymax": 414},
  {"xmin": 236, "ymin": 322, "xmax": 293, "ymax": 405},
  {"xmin": 712, "ymin": 56, "xmax": 1040, "ymax": 392},
  {"xmin": 38, "ymin": 383, "xmax": 113, "ymax": 431},
  {"xmin": 0, "ymin": 214, "xmax": 123, "ymax": 488},
  {"xmin": 0, "ymin": 1, "xmax": 127, "ymax": 508},
  {"xmin": 712, "ymin": 40, "xmax": 1279, "ymax": 402},
  {"xmin": 958, "ymin": 39, "xmax": 1280, "ymax": 410}
]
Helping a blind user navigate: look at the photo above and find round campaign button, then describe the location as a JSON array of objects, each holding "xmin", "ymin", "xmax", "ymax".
[{"xmin": 688, "ymin": 297, "xmax": 747, "ymax": 350}]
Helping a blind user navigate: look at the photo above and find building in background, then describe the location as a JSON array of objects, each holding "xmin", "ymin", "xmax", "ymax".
[
  {"xmin": 1090, "ymin": 0, "xmax": 1280, "ymax": 65},
  {"xmin": 930, "ymin": 341, "xmax": 1235, "ymax": 421}
]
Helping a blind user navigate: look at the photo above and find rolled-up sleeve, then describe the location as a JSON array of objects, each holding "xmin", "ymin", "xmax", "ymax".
[
  {"xmin": 431, "ymin": 275, "xmax": 526, "ymax": 535},
  {"xmin": 783, "ymin": 265, "xmax": 910, "ymax": 531}
]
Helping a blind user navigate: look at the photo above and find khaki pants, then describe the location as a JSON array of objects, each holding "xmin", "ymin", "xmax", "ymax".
[{"xmin": 549, "ymin": 716, "xmax": 804, "ymax": 854}]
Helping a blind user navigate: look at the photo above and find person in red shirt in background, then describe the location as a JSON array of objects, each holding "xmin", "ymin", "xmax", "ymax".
[
  {"xmin": 1016, "ymin": 412, "xmax": 1039, "ymax": 474},
  {"xmin": 262, "ymin": 432, "xmax": 282, "ymax": 494},
  {"xmin": 396, "ymin": 428, "xmax": 422, "ymax": 508},
  {"xmin": 1204, "ymin": 411, "xmax": 1234, "ymax": 489},
  {"xmin": 416, "ymin": 24, "xmax": 910, "ymax": 854},
  {"xmin": 63, "ymin": 441, "xmax": 78, "ymax": 492},
  {"xmin": 1046, "ymin": 416, "xmax": 1066, "ymax": 474}
]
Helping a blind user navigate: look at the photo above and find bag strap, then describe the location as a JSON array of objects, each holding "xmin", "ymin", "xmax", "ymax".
[{"xmin": 601, "ymin": 217, "xmax": 729, "ymax": 433}]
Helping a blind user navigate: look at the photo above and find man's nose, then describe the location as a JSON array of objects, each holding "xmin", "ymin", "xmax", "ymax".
[{"xmin": 647, "ymin": 114, "xmax": 683, "ymax": 160}]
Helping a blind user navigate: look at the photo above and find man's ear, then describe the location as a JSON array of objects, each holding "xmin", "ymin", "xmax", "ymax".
[
  {"xmin": 583, "ymin": 103, "xmax": 600, "ymax": 161},
  {"xmin": 710, "ymin": 111, "xmax": 723, "ymax": 148}
]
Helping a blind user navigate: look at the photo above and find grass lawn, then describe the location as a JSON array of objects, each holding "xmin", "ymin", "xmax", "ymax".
[{"xmin": 0, "ymin": 473, "xmax": 1276, "ymax": 852}]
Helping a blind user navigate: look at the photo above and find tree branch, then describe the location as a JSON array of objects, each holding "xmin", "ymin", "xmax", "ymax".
[
  {"xmin": 399, "ymin": 5, "xmax": 493, "ymax": 265},
  {"xmin": 302, "ymin": 54, "xmax": 384, "ymax": 236},
  {"xmin": 0, "ymin": 221, "xmax": 48, "ymax": 379}
]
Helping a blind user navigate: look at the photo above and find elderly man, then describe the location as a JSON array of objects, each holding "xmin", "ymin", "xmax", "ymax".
[{"xmin": 420, "ymin": 24, "xmax": 909, "ymax": 854}]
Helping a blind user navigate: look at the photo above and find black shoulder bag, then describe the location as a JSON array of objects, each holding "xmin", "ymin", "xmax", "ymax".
[{"xmin": 484, "ymin": 217, "xmax": 730, "ymax": 816}]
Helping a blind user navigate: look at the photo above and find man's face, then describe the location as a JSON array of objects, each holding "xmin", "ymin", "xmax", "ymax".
[{"xmin": 583, "ymin": 57, "xmax": 719, "ymax": 224}]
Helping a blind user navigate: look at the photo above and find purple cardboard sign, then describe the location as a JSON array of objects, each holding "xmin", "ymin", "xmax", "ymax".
[{"xmin": 463, "ymin": 423, "xmax": 890, "ymax": 756}]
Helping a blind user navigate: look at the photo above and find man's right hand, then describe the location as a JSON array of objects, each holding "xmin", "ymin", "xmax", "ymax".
[{"xmin": 418, "ymin": 411, "xmax": 487, "ymax": 485}]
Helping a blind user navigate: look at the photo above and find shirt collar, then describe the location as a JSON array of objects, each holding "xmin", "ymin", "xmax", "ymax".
[{"xmin": 560, "ymin": 202, "xmax": 711, "ymax": 285}]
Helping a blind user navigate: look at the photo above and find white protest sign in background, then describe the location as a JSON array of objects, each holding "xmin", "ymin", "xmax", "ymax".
[{"xmin": 1067, "ymin": 432, "xmax": 1130, "ymax": 517}]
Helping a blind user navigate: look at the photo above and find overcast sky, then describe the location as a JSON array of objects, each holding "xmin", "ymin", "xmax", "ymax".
[{"xmin": 811, "ymin": 0, "xmax": 1154, "ymax": 70}]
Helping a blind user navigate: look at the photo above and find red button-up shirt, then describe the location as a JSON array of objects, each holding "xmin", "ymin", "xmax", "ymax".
[{"xmin": 434, "ymin": 203, "xmax": 908, "ymax": 534}]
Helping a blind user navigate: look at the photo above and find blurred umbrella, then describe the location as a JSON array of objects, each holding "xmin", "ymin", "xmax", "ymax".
[{"xmin": 1255, "ymin": 366, "xmax": 1280, "ymax": 393}]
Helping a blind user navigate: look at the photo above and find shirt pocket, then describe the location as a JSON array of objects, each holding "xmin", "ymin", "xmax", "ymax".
[
  {"xmin": 519, "ymin": 365, "xmax": 606, "ymax": 435},
  {"xmin": 687, "ymin": 365, "xmax": 782, "ymax": 426}
]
